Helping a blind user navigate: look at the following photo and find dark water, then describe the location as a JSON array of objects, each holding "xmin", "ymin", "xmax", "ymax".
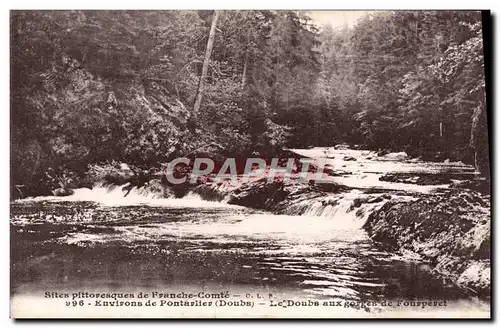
[{"xmin": 11, "ymin": 195, "xmax": 479, "ymax": 309}]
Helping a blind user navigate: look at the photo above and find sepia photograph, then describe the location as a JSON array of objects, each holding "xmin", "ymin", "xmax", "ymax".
[{"xmin": 9, "ymin": 9, "xmax": 491, "ymax": 319}]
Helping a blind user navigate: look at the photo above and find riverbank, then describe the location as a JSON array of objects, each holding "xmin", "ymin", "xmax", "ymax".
[{"xmin": 364, "ymin": 189, "xmax": 490, "ymax": 297}]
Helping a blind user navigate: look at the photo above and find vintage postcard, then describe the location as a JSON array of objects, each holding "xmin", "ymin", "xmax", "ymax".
[{"xmin": 10, "ymin": 10, "xmax": 491, "ymax": 319}]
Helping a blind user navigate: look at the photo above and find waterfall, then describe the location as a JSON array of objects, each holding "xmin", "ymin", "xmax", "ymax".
[
  {"xmin": 15, "ymin": 182, "xmax": 240, "ymax": 209},
  {"xmin": 282, "ymin": 190, "xmax": 392, "ymax": 229},
  {"xmin": 70, "ymin": 183, "xmax": 163, "ymax": 202},
  {"xmin": 16, "ymin": 180, "xmax": 395, "ymax": 230}
]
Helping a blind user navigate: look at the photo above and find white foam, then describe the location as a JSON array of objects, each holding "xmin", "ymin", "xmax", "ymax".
[{"xmin": 16, "ymin": 183, "xmax": 242, "ymax": 209}]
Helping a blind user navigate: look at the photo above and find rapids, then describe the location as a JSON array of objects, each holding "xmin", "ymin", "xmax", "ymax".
[{"xmin": 10, "ymin": 148, "xmax": 489, "ymax": 317}]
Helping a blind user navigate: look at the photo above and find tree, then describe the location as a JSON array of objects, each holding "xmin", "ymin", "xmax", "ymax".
[
  {"xmin": 192, "ymin": 10, "xmax": 220, "ymax": 120},
  {"xmin": 11, "ymin": 10, "xmax": 489, "ymax": 196}
]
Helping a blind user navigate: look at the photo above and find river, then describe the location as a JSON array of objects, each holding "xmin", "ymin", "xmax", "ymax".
[{"xmin": 10, "ymin": 148, "xmax": 489, "ymax": 318}]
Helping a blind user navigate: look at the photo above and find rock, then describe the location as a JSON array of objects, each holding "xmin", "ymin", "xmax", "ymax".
[
  {"xmin": 442, "ymin": 159, "xmax": 467, "ymax": 166},
  {"xmin": 350, "ymin": 195, "xmax": 388, "ymax": 210},
  {"xmin": 315, "ymin": 182, "xmax": 346, "ymax": 193},
  {"xmin": 366, "ymin": 196, "xmax": 385, "ymax": 204},
  {"xmin": 307, "ymin": 162, "xmax": 319, "ymax": 173},
  {"xmin": 225, "ymin": 176, "xmax": 347, "ymax": 211},
  {"xmin": 343, "ymin": 156, "xmax": 357, "ymax": 161},
  {"xmin": 449, "ymin": 178, "xmax": 490, "ymax": 195},
  {"xmin": 228, "ymin": 178, "xmax": 290, "ymax": 209},
  {"xmin": 120, "ymin": 163, "xmax": 131, "ymax": 171},
  {"xmin": 376, "ymin": 149, "xmax": 390, "ymax": 156},
  {"xmin": 192, "ymin": 182, "xmax": 233, "ymax": 202},
  {"xmin": 323, "ymin": 166, "xmax": 335, "ymax": 176},
  {"xmin": 334, "ymin": 143, "xmax": 350, "ymax": 150},
  {"xmin": 196, "ymin": 175, "xmax": 213, "ymax": 185},
  {"xmin": 456, "ymin": 261, "xmax": 490, "ymax": 292},
  {"xmin": 142, "ymin": 178, "xmax": 175, "ymax": 198},
  {"xmin": 379, "ymin": 173, "xmax": 455, "ymax": 185},
  {"xmin": 381, "ymin": 151, "xmax": 408, "ymax": 161},
  {"xmin": 407, "ymin": 157, "xmax": 422, "ymax": 163},
  {"xmin": 52, "ymin": 188, "xmax": 74, "ymax": 196},
  {"xmin": 363, "ymin": 190, "xmax": 490, "ymax": 296},
  {"xmin": 326, "ymin": 170, "xmax": 352, "ymax": 177}
]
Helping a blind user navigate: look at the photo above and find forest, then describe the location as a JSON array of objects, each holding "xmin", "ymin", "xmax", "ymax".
[{"xmin": 10, "ymin": 10, "xmax": 489, "ymax": 196}]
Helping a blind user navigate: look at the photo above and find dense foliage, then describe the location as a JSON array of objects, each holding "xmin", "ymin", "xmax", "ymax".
[
  {"xmin": 11, "ymin": 10, "xmax": 488, "ymax": 195},
  {"xmin": 317, "ymin": 11, "xmax": 487, "ymax": 165}
]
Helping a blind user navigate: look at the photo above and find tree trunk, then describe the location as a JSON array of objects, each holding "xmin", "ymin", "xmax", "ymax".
[
  {"xmin": 192, "ymin": 10, "xmax": 220, "ymax": 120},
  {"xmin": 470, "ymin": 103, "xmax": 489, "ymax": 178},
  {"xmin": 241, "ymin": 48, "xmax": 249, "ymax": 87},
  {"xmin": 241, "ymin": 30, "xmax": 250, "ymax": 87}
]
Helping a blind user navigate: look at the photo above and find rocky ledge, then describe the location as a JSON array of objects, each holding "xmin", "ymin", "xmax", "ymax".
[{"xmin": 363, "ymin": 189, "xmax": 490, "ymax": 297}]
